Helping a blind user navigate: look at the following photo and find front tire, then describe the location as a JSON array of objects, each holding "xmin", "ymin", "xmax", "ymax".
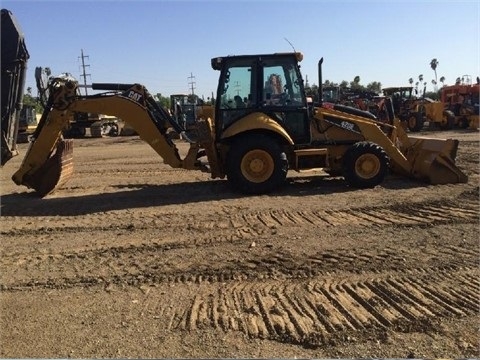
[
  {"xmin": 226, "ymin": 135, "xmax": 288, "ymax": 194},
  {"xmin": 342, "ymin": 141, "xmax": 390, "ymax": 188}
]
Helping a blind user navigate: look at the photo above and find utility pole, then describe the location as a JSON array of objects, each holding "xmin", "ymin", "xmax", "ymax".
[
  {"xmin": 234, "ymin": 81, "xmax": 241, "ymax": 95},
  {"xmin": 79, "ymin": 49, "xmax": 91, "ymax": 95},
  {"xmin": 188, "ymin": 72, "xmax": 196, "ymax": 95}
]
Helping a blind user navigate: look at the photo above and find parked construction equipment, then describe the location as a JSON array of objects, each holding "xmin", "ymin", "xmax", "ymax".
[
  {"xmin": 3, "ymin": 48, "xmax": 468, "ymax": 197},
  {"xmin": 0, "ymin": 10, "xmax": 468, "ymax": 196},
  {"xmin": 322, "ymin": 86, "xmax": 379, "ymax": 113},
  {"xmin": 17, "ymin": 105, "xmax": 39, "ymax": 143},
  {"xmin": 441, "ymin": 82, "xmax": 479, "ymax": 130},
  {"xmin": 1, "ymin": 8, "xmax": 29, "ymax": 165},
  {"xmin": 382, "ymin": 86, "xmax": 476, "ymax": 132}
]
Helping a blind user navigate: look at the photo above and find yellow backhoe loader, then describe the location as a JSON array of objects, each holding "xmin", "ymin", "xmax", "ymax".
[
  {"xmin": 383, "ymin": 86, "xmax": 459, "ymax": 131},
  {"xmin": 5, "ymin": 52, "xmax": 468, "ymax": 197}
]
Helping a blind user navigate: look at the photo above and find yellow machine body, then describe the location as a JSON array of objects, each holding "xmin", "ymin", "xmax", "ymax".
[{"xmin": 7, "ymin": 52, "xmax": 469, "ymax": 197}]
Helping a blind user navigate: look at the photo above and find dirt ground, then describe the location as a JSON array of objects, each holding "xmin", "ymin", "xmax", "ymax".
[{"xmin": 1, "ymin": 128, "xmax": 479, "ymax": 358}]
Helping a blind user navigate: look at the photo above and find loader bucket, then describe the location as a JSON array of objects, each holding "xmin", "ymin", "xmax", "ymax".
[
  {"xmin": 404, "ymin": 136, "xmax": 468, "ymax": 184},
  {"xmin": 22, "ymin": 139, "xmax": 74, "ymax": 197}
]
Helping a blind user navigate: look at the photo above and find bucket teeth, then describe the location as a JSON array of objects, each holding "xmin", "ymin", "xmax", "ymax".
[{"xmin": 24, "ymin": 139, "xmax": 74, "ymax": 197}]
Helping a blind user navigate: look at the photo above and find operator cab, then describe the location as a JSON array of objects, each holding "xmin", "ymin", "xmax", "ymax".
[
  {"xmin": 382, "ymin": 86, "xmax": 416, "ymax": 115},
  {"xmin": 211, "ymin": 52, "xmax": 311, "ymax": 144}
]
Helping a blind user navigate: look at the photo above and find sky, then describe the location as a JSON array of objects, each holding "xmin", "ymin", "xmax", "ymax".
[{"xmin": 3, "ymin": 0, "xmax": 480, "ymax": 100}]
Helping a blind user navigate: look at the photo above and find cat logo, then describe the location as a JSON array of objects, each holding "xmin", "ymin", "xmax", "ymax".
[{"xmin": 128, "ymin": 90, "xmax": 142, "ymax": 102}]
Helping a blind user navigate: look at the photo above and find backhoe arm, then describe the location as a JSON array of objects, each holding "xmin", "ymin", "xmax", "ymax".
[
  {"xmin": 12, "ymin": 77, "xmax": 209, "ymax": 196},
  {"xmin": 70, "ymin": 87, "xmax": 184, "ymax": 168}
]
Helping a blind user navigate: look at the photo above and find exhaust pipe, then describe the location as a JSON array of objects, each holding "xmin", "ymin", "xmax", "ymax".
[{"xmin": 318, "ymin": 57, "xmax": 324, "ymax": 105}]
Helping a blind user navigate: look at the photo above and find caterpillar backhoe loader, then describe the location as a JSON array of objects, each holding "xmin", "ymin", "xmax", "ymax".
[{"xmin": 7, "ymin": 52, "xmax": 467, "ymax": 197}]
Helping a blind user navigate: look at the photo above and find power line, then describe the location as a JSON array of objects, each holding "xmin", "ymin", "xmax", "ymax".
[
  {"xmin": 234, "ymin": 81, "xmax": 241, "ymax": 95},
  {"xmin": 188, "ymin": 72, "xmax": 196, "ymax": 95},
  {"xmin": 79, "ymin": 49, "xmax": 91, "ymax": 95}
]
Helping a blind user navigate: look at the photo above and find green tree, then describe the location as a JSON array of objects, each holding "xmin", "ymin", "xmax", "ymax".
[
  {"xmin": 154, "ymin": 93, "xmax": 170, "ymax": 109},
  {"xmin": 424, "ymin": 91, "xmax": 439, "ymax": 100},
  {"xmin": 350, "ymin": 75, "xmax": 361, "ymax": 89},
  {"xmin": 366, "ymin": 81, "xmax": 382, "ymax": 93},
  {"xmin": 23, "ymin": 93, "xmax": 43, "ymax": 113},
  {"xmin": 305, "ymin": 84, "xmax": 318, "ymax": 97}
]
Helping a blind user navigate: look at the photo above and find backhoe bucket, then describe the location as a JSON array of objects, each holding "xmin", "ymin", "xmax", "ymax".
[
  {"xmin": 404, "ymin": 136, "xmax": 468, "ymax": 184},
  {"xmin": 21, "ymin": 139, "xmax": 74, "ymax": 197}
]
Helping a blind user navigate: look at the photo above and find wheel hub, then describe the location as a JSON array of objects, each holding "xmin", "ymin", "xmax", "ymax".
[
  {"xmin": 356, "ymin": 154, "xmax": 380, "ymax": 179},
  {"xmin": 241, "ymin": 149, "xmax": 274, "ymax": 183},
  {"xmin": 250, "ymin": 158, "xmax": 265, "ymax": 172}
]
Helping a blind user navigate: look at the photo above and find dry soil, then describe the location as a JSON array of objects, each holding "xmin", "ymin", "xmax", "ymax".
[{"xmin": 0, "ymin": 129, "xmax": 479, "ymax": 358}]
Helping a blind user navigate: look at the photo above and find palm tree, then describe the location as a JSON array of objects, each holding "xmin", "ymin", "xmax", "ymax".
[
  {"xmin": 430, "ymin": 58, "xmax": 439, "ymax": 83},
  {"xmin": 408, "ymin": 78, "xmax": 413, "ymax": 86},
  {"xmin": 418, "ymin": 74, "xmax": 424, "ymax": 83},
  {"xmin": 439, "ymin": 76, "xmax": 445, "ymax": 87}
]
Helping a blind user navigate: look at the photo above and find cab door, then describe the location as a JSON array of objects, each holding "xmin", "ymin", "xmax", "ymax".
[
  {"xmin": 215, "ymin": 57, "xmax": 258, "ymax": 140},
  {"xmin": 260, "ymin": 58, "xmax": 311, "ymax": 144}
]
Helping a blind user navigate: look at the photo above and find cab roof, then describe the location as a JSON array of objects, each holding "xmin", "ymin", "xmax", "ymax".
[{"xmin": 211, "ymin": 52, "xmax": 303, "ymax": 70}]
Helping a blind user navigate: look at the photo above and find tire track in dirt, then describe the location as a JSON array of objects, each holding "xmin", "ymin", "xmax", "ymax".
[
  {"xmin": 2, "ymin": 197, "xmax": 478, "ymax": 236},
  {"xmin": 2, "ymin": 239, "xmax": 477, "ymax": 350},
  {"xmin": 142, "ymin": 266, "xmax": 479, "ymax": 348},
  {"xmin": 2, "ymin": 238, "xmax": 478, "ymax": 291},
  {"xmin": 1, "ymin": 198, "xmax": 478, "ymax": 285},
  {"xmin": 1, "ymin": 193, "xmax": 478, "ymax": 348},
  {"xmin": 72, "ymin": 167, "xmax": 196, "ymax": 176}
]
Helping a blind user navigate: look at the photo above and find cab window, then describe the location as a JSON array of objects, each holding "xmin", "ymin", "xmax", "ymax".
[
  {"xmin": 218, "ymin": 60, "xmax": 256, "ymax": 128},
  {"xmin": 262, "ymin": 59, "xmax": 305, "ymax": 107}
]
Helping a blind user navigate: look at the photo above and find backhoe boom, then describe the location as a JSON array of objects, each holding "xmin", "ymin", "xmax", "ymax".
[{"xmin": 12, "ymin": 77, "xmax": 211, "ymax": 196}]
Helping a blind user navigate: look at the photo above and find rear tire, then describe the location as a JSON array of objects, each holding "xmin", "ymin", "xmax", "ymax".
[
  {"xmin": 226, "ymin": 135, "xmax": 288, "ymax": 194},
  {"xmin": 440, "ymin": 110, "xmax": 455, "ymax": 130},
  {"xmin": 458, "ymin": 116, "xmax": 469, "ymax": 129},
  {"xmin": 407, "ymin": 112, "xmax": 424, "ymax": 132},
  {"xmin": 342, "ymin": 141, "xmax": 390, "ymax": 188}
]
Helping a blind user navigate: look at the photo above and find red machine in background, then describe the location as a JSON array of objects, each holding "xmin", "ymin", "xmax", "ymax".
[{"xmin": 441, "ymin": 79, "xmax": 479, "ymax": 130}]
